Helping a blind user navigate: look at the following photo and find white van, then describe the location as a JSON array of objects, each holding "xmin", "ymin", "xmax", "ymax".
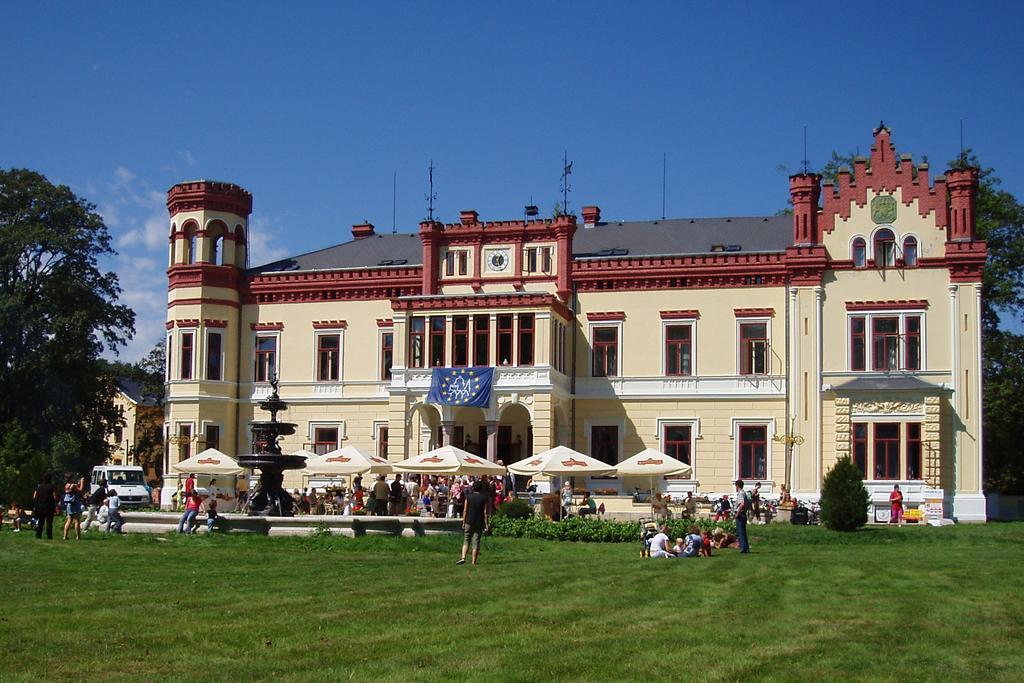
[{"xmin": 90, "ymin": 466, "xmax": 151, "ymax": 507}]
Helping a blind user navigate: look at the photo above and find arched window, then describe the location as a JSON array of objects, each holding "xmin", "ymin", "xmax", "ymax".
[
  {"xmin": 211, "ymin": 235, "xmax": 224, "ymax": 265},
  {"xmin": 903, "ymin": 236, "xmax": 918, "ymax": 267},
  {"xmin": 183, "ymin": 223, "xmax": 198, "ymax": 264},
  {"xmin": 234, "ymin": 225, "xmax": 247, "ymax": 267},
  {"xmin": 852, "ymin": 237, "xmax": 867, "ymax": 268},
  {"xmin": 874, "ymin": 228, "xmax": 895, "ymax": 268}
]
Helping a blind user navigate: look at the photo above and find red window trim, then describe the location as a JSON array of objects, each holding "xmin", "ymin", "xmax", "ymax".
[
  {"xmin": 429, "ymin": 315, "xmax": 446, "ymax": 367},
  {"xmin": 873, "ymin": 423, "xmax": 900, "ymax": 480},
  {"xmin": 665, "ymin": 323, "xmax": 693, "ymax": 377},
  {"xmin": 734, "ymin": 308, "xmax": 775, "ymax": 318},
  {"xmin": 408, "ymin": 316, "xmax": 425, "ymax": 369},
  {"xmin": 660, "ymin": 309, "xmax": 700, "ymax": 320},
  {"xmin": 738, "ymin": 425, "xmax": 768, "ymax": 480},
  {"xmin": 316, "ymin": 333, "xmax": 341, "ymax": 382},
  {"xmin": 846, "ymin": 300, "xmax": 928, "ymax": 311},
  {"xmin": 497, "ymin": 314, "xmax": 514, "ymax": 366},
  {"xmin": 592, "ymin": 326, "xmax": 618, "ymax": 377},
  {"xmin": 518, "ymin": 313, "xmax": 535, "ymax": 367},
  {"xmin": 312, "ymin": 320, "xmax": 348, "ymax": 329},
  {"xmin": 586, "ymin": 311, "xmax": 625, "ymax": 322},
  {"xmin": 254, "ymin": 335, "xmax": 277, "ymax": 382},
  {"xmin": 850, "ymin": 316, "xmax": 866, "ymax": 371},
  {"xmin": 473, "ymin": 315, "xmax": 489, "ymax": 367},
  {"xmin": 739, "ymin": 321, "xmax": 768, "ymax": 375},
  {"xmin": 250, "ymin": 322, "xmax": 284, "ymax": 331},
  {"xmin": 452, "ymin": 315, "xmax": 470, "ymax": 367},
  {"xmin": 871, "ymin": 316, "xmax": 900, "ymax": 371},
  {"xmin": 313, "ymin": 427, "xmax": 339, "ymax": 455},
  {"xmin": 906, "ymin": 422, "xmax": 922, "ymax": 480},
  {"xmin": 380, "ymin": 330, "xmax": 394, "ymax": 380},
  {"xmin": 179, "ymin": 331, "xmax": 194, "ymax": 380},
  {"xmin": 852, "ymin": 423, "xmax": 868, "ymax": 478},
  {"xmin": 662, "ymin": 424, "xmax": 693, "ymax": 469}
]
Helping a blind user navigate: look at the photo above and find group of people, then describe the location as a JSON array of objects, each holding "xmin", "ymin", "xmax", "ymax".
[
  {"xmin": 300, "ymin": 470, "xmax": 518, "ymax": 519},
  {"xmin": 12, "ymin": 473, "xmax": 125, "ymax": 540},
  {"xmin": 176, "ymin": 473, "xmax": 219, "ymax": 534},
  {"xmin": 647, "ymin": 479, "xmax": 753, "ymax": 558}
]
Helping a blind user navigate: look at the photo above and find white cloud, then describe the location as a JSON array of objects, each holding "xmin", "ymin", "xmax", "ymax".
[
  {"xmin": 114, "ymin": 166, "xmax": 135, "ymax": 185},
  {"xmin": 176, "ymin": 150, "xmax": 197, "ymax": 167},
  {"xmin": 247, "ymin": 216, "xmax": 289, "ymax": 266},
  {"xmin": 98, "ymin": 202, "xmax": 121, "ymax": 227}
]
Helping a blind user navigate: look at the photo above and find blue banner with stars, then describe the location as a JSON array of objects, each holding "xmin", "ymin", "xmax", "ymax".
[{"xmin": 427, "ymin": 367, "xmax": 494, "ymax": 407}]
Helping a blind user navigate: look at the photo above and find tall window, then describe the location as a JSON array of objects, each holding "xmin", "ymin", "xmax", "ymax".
[
  {"xmin": 903, "ymin": 236, "xmax": 918, "ymax": 267},
  {"xmin": 874, "ymin": 423, "xmax": 900, "ymax": 479},
  {"xmin": 166, "ymin": 334, "xmax": 172, "ymax": 380},
  {"xmin": 444, "ymin": 250, "xmax": 468, "ymax": 276},
  {"xmin": 665, "ymin": 324, "xmax": 693, "ymax": 376},
  {"xmin": 523, "ymin": 246, "xmax": 552, "ymax": 274},
  {"xmin": 850, "ymin": 317, "xmax": 866, "ymax": 371},
  {"xmin": 429, "ymin": 316, "xmax": 446, "ymax": 367},
  {"xmin": 852, "ymin": 313, "xmax": 924, "ymax": 372},
  {"xmin": 852, "ymin": 237, "xmax": 867, "ymax": 268},
  {"xmin": 518, "ymin": 313, "xmax": 534, "ymax": 366},
  {"xmin": 874, "ymin": 228, "xmax": 896, "ymax": 267},
  {"xmin": 871, "ymin": 317, "xmax": 900, "ymax": 371},
  {"xmin": 409, "ymin": 317, "xmax": 425, "ymax": 369},
  {"xmin": 184, "ymin": 225, "xmax": 197, "ymax": 264},
  {"xmin": 591, "ymin": 425, "xmax": 619, "ymax": 466},
  {"xmin": 458, "ymin": 250, "xmax": 468, "ymax": 276},
  {"xmin": 313, "ymin": 427, "xmax": 339, "ymax": 455},
  {"xmin": 473, "ymin": 315, "xmax": 489, "ymax": 366},
  {"xmin": 905, "ymin": 316, "xmax": 921, "ymax": 371},
  {"xmin": 452, "ymin": 316, "xmax": 469, "ymax": 367},
  {"xmin": 179, "ymin": 332, "xmax": 194, "ymax": 380},
  {"xmin": 738, "ymin": 425, "xmax": 767, "ymax": 480},
  {"xmin": 663, "ymin": 425, "xmax": 692, "ymax": 466},
  {"xmin": 444, "ymin": 251, "xmax": 455, "ymax": 276},
  {"xmin": 906, "ymin": 422, "xmax": 922, "ymax": 480},
  {"xmin": 177, "ymin": 424, "xmax": 192, "ymax": 463},
  {"xmin": 542, "ymin": 246, "xmax": 552, "ymax": 273},
  {"xmin": 254, "ymin": 336, "xmax": 277, "ymax": 382},
  {"xmin": 739, "ymin": 322, "xmax": 768, "ymax": 375},
  {"xmin": 204, "ymin": 425, "xmax": 220, "ymax": 452},
  {"xmin": 377, "ymin": 426, "xmax": 389, "ymax": 459},
  {"xmin": 317, "ymin": 334, "xmax": 341, "ymax": 381},
  {"xmin": 380, "ymin": 331, "xmax": 393, "ymax": 380},
  {"xmin": 853, "ymin": 423, "xmax": 868, "ymax": 477},
  {"xmin": 206, "ymin": 331, "xmax": 222, "ymax": 381},
  {"xmin": 592, "ymin": 327, "xmax": 618, "ymax": 377},
  {"xmin": 211, "ymin": 235, "xmax": 223, "ymax": 265},
  {"xmin": 497, "ymin": 315, "xmax": 514, "ymax": 365}
]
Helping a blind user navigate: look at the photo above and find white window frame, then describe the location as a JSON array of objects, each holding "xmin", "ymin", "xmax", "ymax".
[
  {"xmin": 730, "ymin": 417, "xmax": 775, "ymax": 483},
  {"xmin": 308, "ymin": 421, "xmax": 345, "ymax": 454},
  {"xmin": 655, "ymin": 417, "xmax": 700, "ymax": 480},
  {"xmin": 312, "ymin": 328, "xmax": 345, "ymax": 383},
  {"xmin": 850, "ymin": 234, "xmax": 868, "ymax": 267},
  {"xmin": 377, "ymin": 326, "xmax": 395, "ymax": 382},
  {"xmin": 846, "ymin": 310, "xmax": 927, "ymax": 373},
  {"xmin": 165, "ymin": 332, "xmax": 173, "ymax": 380},
  {"xmin": 441, "ymin": 247, "xmax": 471, "ymax": 278},
  {"xmin": 251, "ymin": 330, "xmax": 281, "ymax": 384},
  {"xmin": 177, "ymin": 328, "xmax": 197, "ymax": 381},
  {"xmin": 174, "ymin": 420, "xmax": 196, "ymax": 465},
  {"xmin": 522, "ymin": 243, "xmax": 555, "ymax": 275},
  {"xmin": 736, "ymin": 318, "xmax": 771, "ymax": 376},
  {"xmin": 661, "ymin": 317, "xmax": 697, "ymax": 377},
  {"xmin": 588, "ymin": 320, "xmax": 623, "ymax": 378},
  {"xmin": 373, "ymin": 420, "xmax": 390, "ymax": 459},
  {"xmin": 199, "ymin": 420, "xmax": 224, "ymax": 452},
  {"xmin": 870, "ymin": 225, "xmax": 898, "ymax": 266},
  {"xmin": 900, "ymin": 233, "xmax": 920, "ymax": 266},
  {"xmin": 204, "ymin": 329, "xmax": 225, "ymax": 382}
]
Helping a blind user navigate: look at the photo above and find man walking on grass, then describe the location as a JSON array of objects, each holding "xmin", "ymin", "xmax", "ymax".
[
  {"xmin": 734, "ymin": 479, "xmax": 751, "ymax": 553},
  {"xmin": 457, "ymin": 480, "xmax": 489, "ymax": 565}
]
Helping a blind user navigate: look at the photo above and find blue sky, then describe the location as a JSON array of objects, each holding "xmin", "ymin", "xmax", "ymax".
[{"xmin": 3, "ymin": 2, "xmax": 1023, "ymax": 360}]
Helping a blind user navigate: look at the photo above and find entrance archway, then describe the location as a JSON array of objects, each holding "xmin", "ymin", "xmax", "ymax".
[
  {"xmin": 498, "ymin": 402, "xmax": 532, "ymax": 466},
  {"xmin": 452, "ymin": 406, "xmax": 487, "ymax": 456},
  {"xmin": 408, "ymin": 402, "xmax": 440, "ymax": 456}
]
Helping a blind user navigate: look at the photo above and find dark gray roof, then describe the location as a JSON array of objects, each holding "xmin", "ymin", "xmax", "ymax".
[
  {"xmin": 572, "ymin": 216, "xmax": 791, "ymax": 258},
  {"xmin": 830, "ymin": 376, "xmax": 948, "ymax": 393},
  {"xmin": 249, "ymin": 215, "xmax": 791, "ymax": 273},
  {"xmin": 249, "ymin": 233, "xmax": 423, "ymax": 274},
  {"xmin": 116, "ymin": 377, "xmax": 159, "ymax": 407}
]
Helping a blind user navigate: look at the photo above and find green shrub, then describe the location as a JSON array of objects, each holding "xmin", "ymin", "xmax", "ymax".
[
  {"xmin": 488, "ymin": 516, "xmax": 735, "ymax": 543},
  {"xmin": 820, "ymin": 456, "xmax": 870, "ymax": 531},
  {"xmin": 494, "ymin": 498, "xmax": 534, "ymax": 519}
]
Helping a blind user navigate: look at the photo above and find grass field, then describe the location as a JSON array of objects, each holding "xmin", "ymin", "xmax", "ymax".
[{"xmin": 1, "ymin": 522, "xmax": 1022, "ymax": 681}]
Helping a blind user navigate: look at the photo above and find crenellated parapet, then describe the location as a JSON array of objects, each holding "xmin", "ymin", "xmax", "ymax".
[
  {"xmin": 167, "ymin": 180, "xmax": 253, "ymax": 218},
  {"xmin": 820, "ymin": 124, "xmax": 948, "ymax": 234}
]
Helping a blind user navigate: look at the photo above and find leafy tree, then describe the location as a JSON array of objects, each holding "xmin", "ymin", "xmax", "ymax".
[
  {"xmin": 819, "ymin": 457, "xmax": 870, "ymax": 531},
  {"xmin": 0, "ymin": 169, "xmax": 134, "ymax": 498},
  {"xmin": 0, "ymin": 421, "xmax": 48, "ymax": 506}
]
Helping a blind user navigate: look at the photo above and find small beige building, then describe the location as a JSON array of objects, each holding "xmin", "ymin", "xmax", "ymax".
[{"xmin": 162, "ymin": 125, "xmax": 987, "ymax": 521}]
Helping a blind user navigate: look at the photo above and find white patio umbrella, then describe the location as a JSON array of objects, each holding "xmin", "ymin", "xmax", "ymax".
[
  {"xmin": 304, "ymin": 446, "xmax": 392, "ymax": 476},
  {"xmin": 173, "ymin": 448, "xmax": 243, "ymax": 475},
  {"xmin": 392, "ymin": 445, "xmax": 506, "ymax": 476},
  {"xmin": 614, "ymin": 448, "xmax": 692, "ymax": 518},
  {"xmin": 507, "ymin": 445, "xmax": 617, "ymax": 477}
]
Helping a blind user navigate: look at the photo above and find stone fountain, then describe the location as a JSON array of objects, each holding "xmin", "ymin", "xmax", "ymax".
[{"xmin": 239, "ymin": 377, "xmax": 306, "ymax": 516}]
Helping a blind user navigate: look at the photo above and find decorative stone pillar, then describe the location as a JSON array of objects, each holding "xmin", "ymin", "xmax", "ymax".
[
  {"xmin": 485, "ymin": 421, "xmax": 498, "ymax": 462},
  {"xmin": 924, "ymin": 396, "xmax": 942, "ymax": 487},
  {"xmin": 834, "ymin": 397, "xmax": 851, "ymax": 456}
]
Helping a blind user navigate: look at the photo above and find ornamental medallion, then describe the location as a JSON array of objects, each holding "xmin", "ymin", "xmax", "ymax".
[{"xmin": 871, "ymin": 195, "xmax": 897, "ymax": 224}]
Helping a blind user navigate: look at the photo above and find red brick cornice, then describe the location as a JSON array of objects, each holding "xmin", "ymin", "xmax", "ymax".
[
  {"xmin": 660, "ymin": 310, "xmax": 700, "ymax": 319},
  {"xmin": 168, "ymin": 264, "xmax": 241, "ymax": 290},
  {"xmin": 846, "ymin": 300, "xmax": 928, "ymax": 311},
  {"xmin": 245, "ymin": 266, "xmax": 422, "ymax": 304},
  {"xmin": 167, "ymin": 297, "xmax": 240, "ymax": 309},
  {"xmin": 945, "ymin": 240, "xmax": 987, "ymax": 283},
  {"xmin": 203, "ymin": 318, "xmax": 229, "ymax": 328},
  {"xmin": 586, "ymin": 311, "xmax": 625, "ymax": 321},
  {"xmin": 377, "ymin": 318, "xmax": 394, "ymax": 327},
  {"xmin": 572, "ymin": 252, "xmax": 787, "ymax": 292},
  {"xmin": 175, "ymin": 318, "xmax": 199, "ymax": 328},
  {"xmin": 250, "ymin": 322, "xmax": 284, "ymax": 331},
  {"xmin": 734, "ymin": 308, "xmax": 775, "ymax": 318},
  {"xmin": 312, "ymin": 320, "xmax": 348, "ymax": 329},
  {"xmin": 167, "ymin": 181, "xmax": 253, "ymax": 218}
]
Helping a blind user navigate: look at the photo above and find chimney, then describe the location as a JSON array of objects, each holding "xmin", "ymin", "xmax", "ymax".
[
  {"xmin": 460, "ymin": 210, "xmax": 479, "ymax": 226},
  {"xmin": 946, "ymin": 166, "xmax": 979, "ymax": 241},
  {"xmin": 788, "ymin": 174, "xmax": 821, "ymax": 245},
  {"xmin": 582, "ymin": 205, "xmax": 601, "ymax": 228},
  {"xmin": 352, "ymin": 222, "xmax": 375, "ymax": 240}
]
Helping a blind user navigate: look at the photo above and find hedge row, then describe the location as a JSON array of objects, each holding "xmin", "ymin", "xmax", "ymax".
[{"xmin": 488, "ymin": 516, "xmax": 736, "ymax": 543}]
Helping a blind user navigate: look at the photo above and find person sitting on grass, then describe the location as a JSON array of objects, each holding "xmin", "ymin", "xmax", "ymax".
[
  {"xmin": 699, "ymin": 529, "xmax": 714, "ymax": 557},
  {"xmin": 680, "ymin": 526, "xmax": 704, "ymax": 557},
  {"xmin": 711, "ymin": 527, "xmax": 740, "ymax": 550},
  {"xmin": 671, "ymin": 537, "xmax": 686, "ymax": 556},
  {"xmin": 649, "ymin": 524, "xmax": 675, "ymax": 558},
  {"xmin": 578, "ymin": 491, "xmax": 597, "ymax": 517}
]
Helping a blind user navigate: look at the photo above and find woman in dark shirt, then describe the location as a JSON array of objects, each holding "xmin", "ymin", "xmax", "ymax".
[{"xmin": 33, "ymin": 473, "xmax": 57, "ymax": 540}]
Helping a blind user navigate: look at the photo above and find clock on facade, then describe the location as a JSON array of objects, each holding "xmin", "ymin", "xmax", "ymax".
[{"xmin": 487, "ymin": 250, "xmax": 510, "ymax": 272}]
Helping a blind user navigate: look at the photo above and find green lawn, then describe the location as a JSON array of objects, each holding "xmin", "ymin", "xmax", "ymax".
[{"xmin": 1, "ymin": 523, "xmax": 1022, "ymax": 681}]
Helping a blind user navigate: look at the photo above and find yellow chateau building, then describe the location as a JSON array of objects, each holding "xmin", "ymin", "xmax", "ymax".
[{"xmin": 162, "ymin": 125, "xmax": 988, "ymax": 521}]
